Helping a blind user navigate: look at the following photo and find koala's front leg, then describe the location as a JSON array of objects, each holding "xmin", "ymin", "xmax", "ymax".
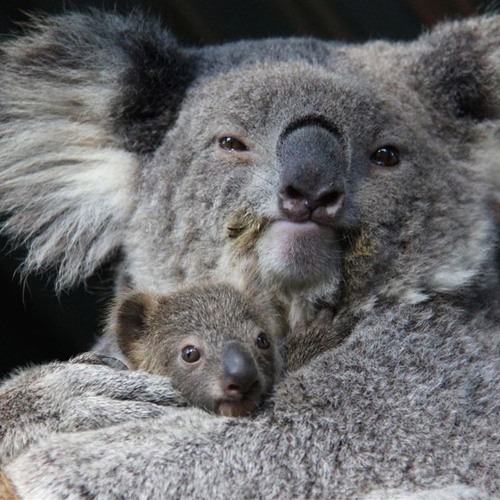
[
  {"xmin": 3, "ymin": 410, "xmax": 248, "ymax": 500},
  {"xmin": 0, "ymin": 359, "xmax": 187, "ymax": 466}
]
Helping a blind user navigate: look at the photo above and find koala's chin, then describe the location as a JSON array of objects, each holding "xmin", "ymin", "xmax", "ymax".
[{"xmin": 256, "ymin": 220, "xmax": 341, "ymax": 290}]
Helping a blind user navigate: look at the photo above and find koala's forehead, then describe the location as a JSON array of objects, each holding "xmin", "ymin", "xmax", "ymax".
[
  {"xmin": 180, "ymin": 60, "xmax": 388, "ymax": 133},
  {"xmin": 153, "ymin": 286, "xmax": 264, "ymax": 340}
]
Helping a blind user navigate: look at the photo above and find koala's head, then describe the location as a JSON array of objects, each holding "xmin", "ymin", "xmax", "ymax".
[
  {"xmin": 0, "ymin": 13, "xmax": 499, "ymax": 312},
  {"xmin": 129, "ymin": 16, "xmax": 500, "ymax": 307},
  {"xmin": 113, "ymin": 283, "xmax": 283, "ymax": 417}
]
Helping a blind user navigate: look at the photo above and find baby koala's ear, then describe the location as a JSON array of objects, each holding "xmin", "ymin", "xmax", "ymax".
[{"xmin": 114, "ymin": 291, "xmax": 157, "ymax": 358}]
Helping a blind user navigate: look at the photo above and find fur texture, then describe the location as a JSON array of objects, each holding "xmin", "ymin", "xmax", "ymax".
[{"xmin": 0, "ymin": 11, "xmax": 500, "ymax": 499}]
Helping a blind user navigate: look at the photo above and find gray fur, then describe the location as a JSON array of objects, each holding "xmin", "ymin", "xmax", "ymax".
[
  {"xmin": 365, "ymin": 485, "xmax": 496, "ymax": 500},
  {"xmin": 0, "ymin": 354, "xmax": 188, "ymax": 466},
  {"xmin": 0, "ymin": 11, "xmax": 499, "ymax": 499}
]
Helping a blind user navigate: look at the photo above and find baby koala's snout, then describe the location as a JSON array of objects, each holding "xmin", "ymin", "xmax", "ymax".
[{"xmin": 222, "ymin": 343, "xmax": 260, "ymax": 398}]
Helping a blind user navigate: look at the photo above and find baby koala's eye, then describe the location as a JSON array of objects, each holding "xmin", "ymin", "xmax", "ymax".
[
  {"xmin": 256, "ymin": 332, "xmax": 270, "ymax": 350},
  {"xmin": 371, "ymin": 145, "xmax": 400, "ymax": 167},
  {"xmin": 218, "ymin": 136, "xmax": 249, "ymax": 152},
  {"xmin": 181, "ymin": 346, "xmax": 201, "ymax": 363}
]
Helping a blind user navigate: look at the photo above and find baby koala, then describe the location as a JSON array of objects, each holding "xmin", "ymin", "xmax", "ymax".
[{"xmin": 111, "ymin": 282, "xmax": 284, "ymax": 417}]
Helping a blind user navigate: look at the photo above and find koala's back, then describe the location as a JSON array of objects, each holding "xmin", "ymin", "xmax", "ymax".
[{"xmin": 253, "ymin": 301, "xmax": 500, "ymax": 497}]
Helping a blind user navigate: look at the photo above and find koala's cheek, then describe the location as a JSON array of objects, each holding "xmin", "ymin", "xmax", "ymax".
[{"xmin": 256, "ymin": 221, "xmax": 341, "ymax": 286}]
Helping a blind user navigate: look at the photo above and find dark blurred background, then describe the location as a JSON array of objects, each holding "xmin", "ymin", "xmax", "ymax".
[{"xmin": 0, "ymin": 0, "xmax": 493, "ymax": 378}]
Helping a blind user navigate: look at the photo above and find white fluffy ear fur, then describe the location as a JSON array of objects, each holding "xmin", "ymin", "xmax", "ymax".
[{"xmin": 0, "ymin": 15, "xmax": 139, "ymax": 290}]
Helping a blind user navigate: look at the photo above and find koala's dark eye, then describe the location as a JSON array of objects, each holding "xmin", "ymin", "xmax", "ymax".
[
  {"xmin": 181, "ymin": 346, "xmax": 201, "ymax": 363},
  {"xmin": 371, "ymin": 146, "xmax": 400, "ymax": 167},
  {"xmin": 219, "ymin": 136, "xmax": 249, "ymax": 152},
  {"xmin": 256, "ymin": 333, "xmax": 270, "ymax": 350}
]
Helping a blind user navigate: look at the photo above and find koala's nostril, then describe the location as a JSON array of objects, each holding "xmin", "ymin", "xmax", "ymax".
[
  {"xmin": 283, "ymin": 185, "xmax": 305, "ymax": 200},
  {"xmin": 317, "ymin": 190, "xmax": 343, "ymax": 207},
  {"xmin": 310, "ymin": 190, "xmax": 345, "ymax": 224},
  {"xmin": 279, "ymin": 187, "xmax": 310, "ymax": 222}
]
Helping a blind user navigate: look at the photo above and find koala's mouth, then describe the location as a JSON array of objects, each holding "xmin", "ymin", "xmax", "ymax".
[
  {"xmin": 256, "ymin": 220, "xmax": 342, "ymax": 288},
  {"xmin": 217, "ymin": 396, "xmax": 261, "ymax": 417},
  {"xmin": 225, "ymin": 208, "xmax": 343, "ymax": 291},
  {"xmin": 265, "ymin": 220, "xmax": 339, "ymax": 264}
]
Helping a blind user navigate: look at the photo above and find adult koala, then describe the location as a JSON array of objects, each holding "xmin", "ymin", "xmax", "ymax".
[{"xmin": 0, "ymin": 11, "xmax": 499, "ymax": 500}]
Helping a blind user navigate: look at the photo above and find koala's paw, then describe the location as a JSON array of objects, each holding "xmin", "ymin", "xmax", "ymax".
[{"xmin": 69, "ymin": 352, "xmax": 129, "ymax": 370}]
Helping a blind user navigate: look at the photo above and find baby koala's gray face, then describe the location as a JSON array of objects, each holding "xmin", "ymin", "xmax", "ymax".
[{"xmin": 115, "ymin": 283, "xmax": 283, "ymax": 417}]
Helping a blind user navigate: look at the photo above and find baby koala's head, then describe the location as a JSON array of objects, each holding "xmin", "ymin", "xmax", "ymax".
[{"xmin": 113, "ymin": 282, "xmax": 284, "ymax": 417}]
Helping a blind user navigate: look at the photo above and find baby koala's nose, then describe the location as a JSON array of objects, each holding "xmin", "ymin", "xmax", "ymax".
[{"xmin": 222, "ymin": 344, "xmax": 260, "ymax": 397}]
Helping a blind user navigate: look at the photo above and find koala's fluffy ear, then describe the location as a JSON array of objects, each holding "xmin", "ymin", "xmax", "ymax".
[
  {"xmin": 0, "ymin": 12, "xmax": 197, "ymax": 289},
  {"xmin": 414, "ymin": 16, "xmax": 500, "ymax": 121},
  {"xmin": 114, "ymin": 291, "xmax": 156, "ymax": 359}
]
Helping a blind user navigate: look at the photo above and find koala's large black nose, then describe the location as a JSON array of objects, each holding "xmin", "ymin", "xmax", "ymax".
[
  {"xmin": 222, "ymin": 344, "xmax": 259, "ymax": 397},
  {"xmin": 278, "ymin": 124, "xmax": 346, "ymax": 224}
]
